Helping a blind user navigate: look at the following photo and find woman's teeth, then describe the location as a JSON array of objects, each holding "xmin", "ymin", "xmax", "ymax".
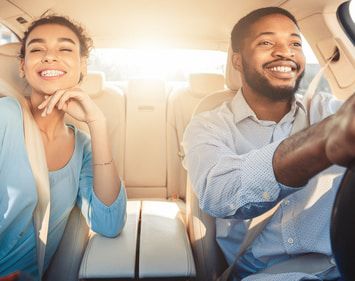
[{"xmin": 40, "ymin": 70, "xmax": 65, "ymax": 77}]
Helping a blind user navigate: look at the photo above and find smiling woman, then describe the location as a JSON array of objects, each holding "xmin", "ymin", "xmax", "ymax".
[{"xmin": 0, "ymin": 15, "xmax": 127, "ymax": 280}]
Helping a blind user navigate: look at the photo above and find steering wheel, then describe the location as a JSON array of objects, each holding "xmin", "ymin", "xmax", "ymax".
[{"xmin": 331, "ymin": 165, "xmax": 355, "ymax": 281}]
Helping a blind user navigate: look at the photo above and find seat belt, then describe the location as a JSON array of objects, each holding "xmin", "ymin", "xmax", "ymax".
[
  {"xmin": 20, "ymin": 98, "xmax": 51, "ymax": 279},
  {"xmin": 0, "ymin": 49, "xmax": 51, "ymax": 278},
  {"xmin": 216, "ymin": 52, "xmax": 338, "ymax": 281}
]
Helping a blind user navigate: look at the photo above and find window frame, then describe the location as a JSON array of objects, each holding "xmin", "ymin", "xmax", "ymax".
[{"xmin": 337, "ymin": 1, "xmax": 355, "ymax": 45}]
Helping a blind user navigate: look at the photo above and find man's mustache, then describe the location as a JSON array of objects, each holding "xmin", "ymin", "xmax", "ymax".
[{"xmin": 263, "ymin": 58, "xmax": 301, "ymax": 72}]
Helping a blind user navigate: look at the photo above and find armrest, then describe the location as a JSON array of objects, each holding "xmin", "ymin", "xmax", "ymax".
[
  {"xmin": 79, "ymin": 200, "xmax": 140, "ymax": 279},
  {"xmin": 139, "ymin": 200, "xmax": 196, "ymax": 278}
]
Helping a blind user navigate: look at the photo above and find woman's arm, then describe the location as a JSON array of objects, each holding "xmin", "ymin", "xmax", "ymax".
[
  {"xmin": 39, "ymin": 87, "xmax": 121, "ymax": 205},
  {"xmin": 87, "ymin": 117, "xmax": 120, "ymax": 205}
]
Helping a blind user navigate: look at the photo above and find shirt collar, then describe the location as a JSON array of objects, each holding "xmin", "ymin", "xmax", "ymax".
[{"xmin": 230, "ymin": 88, "xmax": 306, "ymax": 125}]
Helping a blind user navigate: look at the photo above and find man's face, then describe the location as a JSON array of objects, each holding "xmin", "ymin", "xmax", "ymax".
[{"xmin": 234, "ymin": 14, "xmax": 306, "ymax": 101}]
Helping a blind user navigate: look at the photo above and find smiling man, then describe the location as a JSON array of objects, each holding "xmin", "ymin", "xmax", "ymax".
[{"xmin": 183, "ymin": 7, "xmax": 353, "ymax": 281}]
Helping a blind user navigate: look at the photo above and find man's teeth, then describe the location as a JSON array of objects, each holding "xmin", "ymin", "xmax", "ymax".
[
  {"xmin": 40, "ymin": 70, "xmax": 64, "ymax": 77},
  {"xmin": 269, "ymin": 66, "xmax": 292, "ymax": 73}
]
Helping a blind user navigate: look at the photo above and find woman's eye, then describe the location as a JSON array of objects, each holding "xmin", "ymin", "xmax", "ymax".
[
  {"xmin": 29, "ymin": 49, "xmax": 42, "ymax": 53},
  {"xmin": 60, "ymin": 48, "xmax": 73, "ymax": 52}
]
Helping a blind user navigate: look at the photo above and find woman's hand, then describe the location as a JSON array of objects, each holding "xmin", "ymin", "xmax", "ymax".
[{"xmin": 37, "ymin": 87, "xmax": 105, "ymax": 123}]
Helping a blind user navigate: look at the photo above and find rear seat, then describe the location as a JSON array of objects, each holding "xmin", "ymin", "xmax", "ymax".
[
  {"xmin": 0, "ymin": 42, "xmax": 29, "ymax": 97},
  {"xmin": 167, "ymin": 73, "xmax": 225, "ymax": 200},
  {"xmin": 0, "ymin": 41, "xmax": 226, "ymax": 280},
  {"xmin": 64, "ymin": 71, "xmax": 125, "ymax": 177},
  {"xmin": 80, "ymin": 78, "xmax": 196, "ymax": 279},
  {"xmin": 0, "ymin": 43, "xmax": 89, "ymax": 281},
  {"xmin": 47, "ymin": 71, "xmax": 127, "ymax": 281},
  {"xmin": 124, "ymin": 79, "xmax": 168, "ymax": 198},
  {"xmin": 185, "ymin": 45, "xmax": 241, "ymax": 281}
]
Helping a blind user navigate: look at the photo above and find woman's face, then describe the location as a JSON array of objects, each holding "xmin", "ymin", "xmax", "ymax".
[{"xmin": 21, "ymin": 24, "xmax": 87, "ymax": 95}]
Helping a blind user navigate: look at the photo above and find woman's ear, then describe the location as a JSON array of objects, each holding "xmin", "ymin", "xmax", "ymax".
[
  {"xmin": 19, "ymin": 60, "xmax": 25, "ymax": 78},
  {"xmin": 79, "ymin": 58, "xmax": 88, "ymax": 83},
  {"xmin": 80, "ymin": 58, "xmax": 88, "ymax": 77}
]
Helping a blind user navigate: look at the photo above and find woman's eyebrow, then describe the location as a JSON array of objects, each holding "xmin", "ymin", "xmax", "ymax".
[
  {"xmin": 58, "ymin": 37, "xmax": 76, "ymax": 44},
  {"xmin": 27, "ymin": 38, "xmax": 44, "ymax": 47},
  {"xmin": 27, "ymin": 37, "xmax": 76, "ymax": 47}
]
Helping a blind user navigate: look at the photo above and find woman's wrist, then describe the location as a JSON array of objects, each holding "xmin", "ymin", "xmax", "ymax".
[{"xmin": 86, "ymin": 114, "xmax": 106, "ymax": 126}]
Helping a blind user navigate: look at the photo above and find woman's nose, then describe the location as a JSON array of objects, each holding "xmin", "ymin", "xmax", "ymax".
[{"xmin": 41, "ymin": 50, "xmax": 58, "ymax": 63}]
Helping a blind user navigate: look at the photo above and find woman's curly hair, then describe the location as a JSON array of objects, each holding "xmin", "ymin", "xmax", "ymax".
[{"xmin": 19, "ymin": 15, "xmax": 93, "ymax": 59}]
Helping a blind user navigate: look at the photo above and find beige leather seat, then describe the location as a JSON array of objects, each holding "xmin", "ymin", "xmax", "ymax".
[
  {"xmin": 167, "ymin": 73, "xmax": 225, "ymax": 200},
  {"xmin": 64, "ymin": 71, "xmax": 126, "ymax": 177},
  {"xmin": 124, "ymin": 78, "xmax": 168, "ymax": 198},
  {"xmin": 0, "ymin": 42, "xmax": 28, "ymax": 97},
  {"xmin": 0, "ymin": 43, "xmax": 89, "ymax": 281},
  {"xmin": 185, "ymin": 46, "xmax": 241, "ymax": 281},
  {"xmin": 166, "ymin": 71, "xmax": 227, "ymax": 280},
  {"xmin": 47, "ymin": 72, "xmax": 127, "ymax": 281}
]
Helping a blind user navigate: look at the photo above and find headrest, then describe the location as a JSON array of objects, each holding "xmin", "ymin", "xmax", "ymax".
[
  {"xmin": 225, "ymin": 44, "xmax": 242, "ymax": 91},
  {"xmin": 80, "ymin": 71, "xmax": 104, "ymax": 97},
  {"xmin": 0, "ymin": 42, "xmax": 28, "ymax": 97},
  {"xmin": 188, "ymin": 73, "xmax": 225, "ymax": 98},
  {"xmin": 0, "ymin": 42, "xmax": 20, "ymax": 57}
]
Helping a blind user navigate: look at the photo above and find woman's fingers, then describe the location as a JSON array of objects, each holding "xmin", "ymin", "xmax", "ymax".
[
  {"xmin": 42, "ymin": 90, "xmax": 66, "ymax": 116},
  {"xmin": 37, "ymin": 95, "xmax": 50, "ymax": 109},
  {"xmin": 57, "ymin": 90, "xmax": 80, "ymax": 110}
]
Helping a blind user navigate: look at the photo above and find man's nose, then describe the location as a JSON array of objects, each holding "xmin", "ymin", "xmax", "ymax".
[{"xmin": 272, "ymin": 43, "xmax": 295, "ymax": 59}]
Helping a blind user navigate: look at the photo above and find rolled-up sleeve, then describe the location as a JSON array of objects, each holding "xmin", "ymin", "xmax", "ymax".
[
  {"xmin": 76, "ymin": 140, "xmax": 127, "ymax": 237},
  {"xmin": 90, "ymin": 183, "xmax": 127, "ymax": 237},
  {"xmin": 182, "ymin": 114, "xmax": 297, "ymax": 219}
]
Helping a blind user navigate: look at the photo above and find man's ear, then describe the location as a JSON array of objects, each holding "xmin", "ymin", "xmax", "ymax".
[{"xmin": 232, "ymin": 52, "xmax": 242, "ymax": 72}]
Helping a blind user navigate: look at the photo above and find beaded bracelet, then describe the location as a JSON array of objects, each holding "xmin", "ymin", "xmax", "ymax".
[{"xmin": 92, "ymin": 159, "xmax": 113, "ymax": 166}]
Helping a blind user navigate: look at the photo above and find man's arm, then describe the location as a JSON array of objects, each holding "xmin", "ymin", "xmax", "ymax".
[
  {"xmin": 183, "ymin": 113, "xmax": 295, "ymax": 220},
  {"xmin": 273, "ymin": 93, "xmax": 355, "ymax": 187}
]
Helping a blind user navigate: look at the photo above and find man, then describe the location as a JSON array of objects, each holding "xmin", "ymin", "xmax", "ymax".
[{"xmin": 183, "ymin": 7, "xmax": 352, "ymax": 281}]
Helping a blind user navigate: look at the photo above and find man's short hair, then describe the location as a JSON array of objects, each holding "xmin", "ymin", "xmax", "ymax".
[{"xmin": 231, "ymin": 7, "xmax": 299, "ymax": 52}]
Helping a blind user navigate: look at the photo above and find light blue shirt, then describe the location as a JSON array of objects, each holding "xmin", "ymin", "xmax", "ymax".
[
  {"xmin": 0, "ymin": 97, "xmax": 127, "ymax": 280},
  {"xmin": 183, "ymin": 89, "xmax": 344, "ymax": 280}
]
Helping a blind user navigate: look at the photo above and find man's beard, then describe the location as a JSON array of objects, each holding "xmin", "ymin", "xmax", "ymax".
[{"xmin": 242, "ymin": 60, "xmax": 304, "ymax": 101}]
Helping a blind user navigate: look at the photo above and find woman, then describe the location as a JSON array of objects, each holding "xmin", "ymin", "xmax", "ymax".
[{"xmin": 0, "ymin": 15, "xmax": 127, "ymax": 280}]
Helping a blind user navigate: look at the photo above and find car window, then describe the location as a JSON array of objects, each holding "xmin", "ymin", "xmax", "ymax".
[
  {"xmin": 298, "ymin": 35, "xmax": 331, "ymax": 94},
  {"xmin": 88, "ymin": 48, "xmax": 227, "ymax": 81},
  {"xmin": 89, "ymin": 41, "xmax": 330, "ymax": 95},
  {"xmin": 0, "ymin": 23, "xmax": 19, "ymax": 45},
  {"xmin": 337, "ymin": 0, "xmax": 355, "ymax": 44}
]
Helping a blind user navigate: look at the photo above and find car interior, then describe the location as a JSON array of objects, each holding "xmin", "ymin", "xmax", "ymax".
[{"xmin": 0, "ymin": 0, "xmax": 354, "ymax": 280}]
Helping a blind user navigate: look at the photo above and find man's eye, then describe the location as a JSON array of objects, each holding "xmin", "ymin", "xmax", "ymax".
[
  {"xmin": 60, "ymin": 48, "xmax": 73, "ymax": 52},
  {"xmin": 29, "ymin": 49, "xmax": 42, "ymax": 53},
  {"xmin": 292, "ymin": 42, "xmax": 302, "ymax": 47},
  {"xmin": 258, "ymin": 41, "xmax": 272, "ymax": 46}
]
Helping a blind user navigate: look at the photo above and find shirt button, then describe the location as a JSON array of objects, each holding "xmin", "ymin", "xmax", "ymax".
[
  {"xmin": 287, "ymin": 237, "xmax": 294, "ymax": 244},
  {"xmin": 262, "ymin": 192, "xmax": 270, "ymax": 200},
  {"xmin": 284, "ymin": 199, "xmax": 290, "ymax": 206}
]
